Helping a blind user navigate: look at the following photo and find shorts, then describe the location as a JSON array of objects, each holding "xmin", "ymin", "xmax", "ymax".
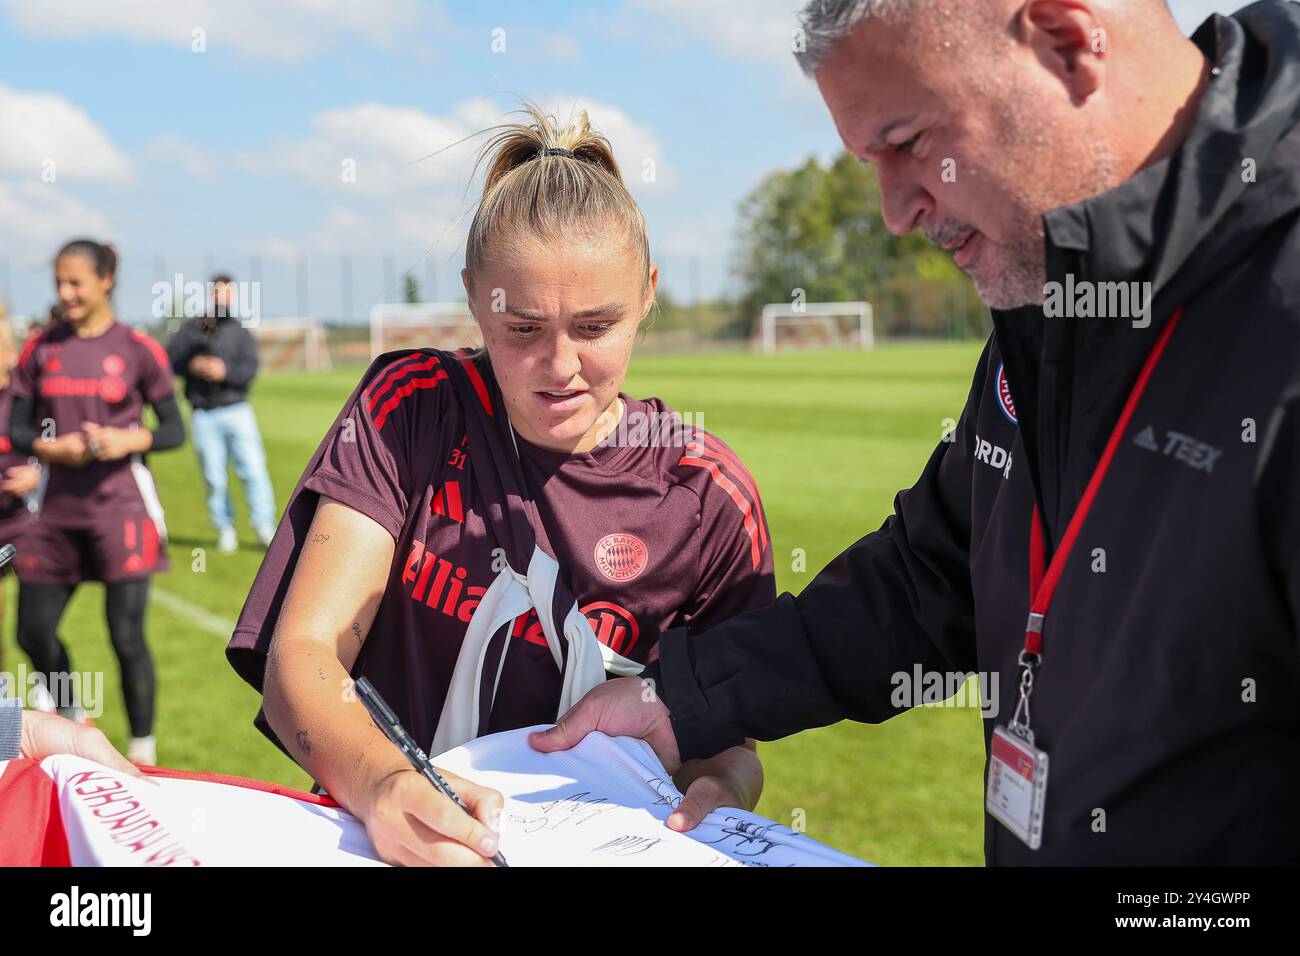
[
  {"xmin": 14, "ymin": 515, "xmax": 169, "ymax": 585},
  {"xmin": 0, "ymin": 512, "xmax": 33, "ymax": 577}
]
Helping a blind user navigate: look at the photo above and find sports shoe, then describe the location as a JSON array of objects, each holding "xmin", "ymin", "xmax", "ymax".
[
  {"xmin": 128, "ymin": 735, "xmax": 156, "ymax": 765},
  {"xmin": 217, "ymin": 527, "xmax": 238, "ymax": 553}
]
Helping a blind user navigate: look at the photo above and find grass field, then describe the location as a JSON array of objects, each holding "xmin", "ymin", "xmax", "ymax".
[{"xmin": 1, "ymin": 341, "xmax": 988, "ymax": 866}]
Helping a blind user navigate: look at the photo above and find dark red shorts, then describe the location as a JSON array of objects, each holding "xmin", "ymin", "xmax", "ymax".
[
  {"xmin": 0, "ymin": 513, "xmax": 34, "ymax": 575},
  {"xmin": 14, "ymin": 515, "xmax": 169, "ymax": 585}
]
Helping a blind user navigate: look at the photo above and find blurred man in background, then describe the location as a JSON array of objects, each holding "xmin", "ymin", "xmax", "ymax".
[{"xmin": 167, "ymin": 275, "xmax": 276, "ymax": 552}]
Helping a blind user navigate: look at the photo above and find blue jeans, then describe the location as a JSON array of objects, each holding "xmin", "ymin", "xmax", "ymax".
[{"xmin": 190, "ymin": 402, "xmax": 276, "ymax": 531}]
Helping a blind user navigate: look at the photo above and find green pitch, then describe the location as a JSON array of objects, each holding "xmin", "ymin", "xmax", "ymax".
[{"xmin": 1, "ymin": 341, "xmax": 988, "ymax": 866}]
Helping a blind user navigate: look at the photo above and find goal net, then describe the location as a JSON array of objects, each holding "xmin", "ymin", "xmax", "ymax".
[
  {"xmin": 249, "ymin": 319, "xmax": 332, "ymax": 371},
  {"xmin": 369, "ymin": 302, "xmax": 481, "ymax": 360},
  {"xmin": 755, "ymin": 301, "xmax": 874, "ymax": 353}
]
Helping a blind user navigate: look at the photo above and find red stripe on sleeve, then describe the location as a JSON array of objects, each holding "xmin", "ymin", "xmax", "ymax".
[
  {"xmin": 17, "ymin": 331, "xmax": 43, "ymax": 371},
  {"xmin": 364, "ymin": 354, "xmax": 424, "ymax": 399},
  {"xmin": 367, "ymin": 355, "xmax": 441, "ymax": 413},
  {"xmin": 130, "ymin": 330, "xmax": 171, "ymax": 371},
  {"xmin": 689, "ymin": 436, "xmax": 769, "ymax": 549},
  {"xmin": 678, "ymin": 455, "xmax": 763, "ymax": 570},
  {"xmin": 373, "ymin": 369, "xmax": 448, "ymax": 430}
]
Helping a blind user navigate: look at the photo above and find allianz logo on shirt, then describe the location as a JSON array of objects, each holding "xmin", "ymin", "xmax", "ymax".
[{"xmin": 1132, "ymin": 426, "xmax": 1222, "ymax": 473}]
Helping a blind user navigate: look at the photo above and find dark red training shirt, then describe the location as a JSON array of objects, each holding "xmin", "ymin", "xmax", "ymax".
[
  {"xmin": 231, "ymin": 349, "xmax": 776, "ymax": 753},
  {"xmin": 11, "ymin": 321, "xmax": 174, "ymax": 528}
]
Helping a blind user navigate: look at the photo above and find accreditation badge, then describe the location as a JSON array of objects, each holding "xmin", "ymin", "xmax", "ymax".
[{"xmin": 986, "ymin": 723, "xmax": 1048, "ymax": 850}]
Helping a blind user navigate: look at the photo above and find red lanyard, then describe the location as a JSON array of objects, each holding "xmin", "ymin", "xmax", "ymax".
[{"xmin": 1023, "ymin": 306, "xmax": 1185, "ymax": 659}]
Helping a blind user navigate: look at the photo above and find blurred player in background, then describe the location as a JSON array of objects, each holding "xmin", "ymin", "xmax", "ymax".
[
  {"xmin": 6, "ymin": 239, "xmax": 185, "ymax": 765},
  {"xmin": 167, "ymin": 274, "xmax": 276, "ymax": 553},
  {"xmin": 0, "ymin": 312, "xmax": 41, "ymax": 673}
]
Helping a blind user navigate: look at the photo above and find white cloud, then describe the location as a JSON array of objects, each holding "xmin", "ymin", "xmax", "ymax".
[
  {"xmin": 628, "ymin": 0, "xmax": 804, "ymax": 66},
  {"xmin": 238, "ymin": 94, "xmax": 675, "ymax": 197},
  {"xmin": 140, "ymin": 134, "xmax": 220, "ymax": 181},
  {"xmin": 247, "ymin": 237, "xmax": 302, "ymax": 262},
  {"xmin": 630, "ymin": 0, "xmax": 1242, "ymax": 60},
  {"xmin": 0, "ymin": 0, "xmax": 424, "ymax": 64},
  {"xmin": 539, "ymin": 32, "xmax": 581, "ymax": 63},
  {"xmin": 0, "ymin": 83, "xmax": 132, "ymax": 182},
  {"xmin": 230, "ymin": 93, "xmax": 676, "ymax": 284},
  {"xmin": 0, "ymin": 182, "xmax": 113, "ymax": 252},
  {"xmin": 236, "ymin": 97, "xmax": 501, "ymax": 197},
  {"xmin": 543, "ymin": 95, "xmax": 678, "ymax": 192}
]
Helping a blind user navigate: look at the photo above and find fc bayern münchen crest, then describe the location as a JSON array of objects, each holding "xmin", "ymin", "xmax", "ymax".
[{"xmin": 996, "ymin": 362, "xmax": 1018, "ymax": 425}]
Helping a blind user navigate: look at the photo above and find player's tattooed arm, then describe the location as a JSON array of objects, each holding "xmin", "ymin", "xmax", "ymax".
[
  {"xmin": 295, "ymin": 729, "xmax": 312, "ymax": 756},
  {"xmin": 352, "ymin": 622, "xmax": 364, "ymax": 648},
  {"xmin": 311, "ymin": 533, "xmax": 330, "ymax": 544}
]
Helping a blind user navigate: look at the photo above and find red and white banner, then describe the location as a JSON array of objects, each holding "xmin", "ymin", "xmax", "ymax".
[{"xmin": 0, "ymin": 755, "xmax": 386, "ymax": 867}]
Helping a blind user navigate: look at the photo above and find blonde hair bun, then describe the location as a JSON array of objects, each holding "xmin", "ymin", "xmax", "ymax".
[{"xmin": 465, "ymin": 100, "xmax": 651, "ymax": 289}]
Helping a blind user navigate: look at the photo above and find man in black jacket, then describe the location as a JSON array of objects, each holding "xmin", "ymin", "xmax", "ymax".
[
  {"xmin": 534, "ymin": 0, "xmax": 1300, "ymax": 864},
  {"xmin": 166, "ymin": 275, "xmax": 276, "ymax": 552}
]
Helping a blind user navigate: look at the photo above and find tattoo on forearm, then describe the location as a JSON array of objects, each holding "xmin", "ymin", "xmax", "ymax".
[
  {"xmin": 311, "ymin": 533, "xmax": 330, "ymax": 544},
  {"xmin": 352, "ymin": 622, "xmax": 363, "ymax": 647},
  {"xmin": 317, "ymin": 664, "xmax": 326, "ymax": 682},
  {"xmin": 295, "ymin": 730, "xmax": 312, "ymax": 756}
]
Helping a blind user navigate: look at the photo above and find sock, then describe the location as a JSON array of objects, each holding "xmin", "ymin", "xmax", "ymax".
[{"xmin": 128, "ymin": 735, "xmax": 156, "ymax": 765}]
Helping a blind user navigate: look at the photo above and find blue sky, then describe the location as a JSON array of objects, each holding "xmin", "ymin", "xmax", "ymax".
[{"xmin": 0, "ymin": 0, "xmax": 1244, "ymax": 323}]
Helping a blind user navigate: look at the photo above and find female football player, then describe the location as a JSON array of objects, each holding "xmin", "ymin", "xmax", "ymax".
[
  {"xmin": 230, "ymin": 105, "xmax": 778, "ymax": 866},
  {"xmin": 0, "ymin": 315, "xmax": 41, "ymax": 672},
  {"xmin": 9, "ymin": 239, "xmax": 184, "ymax": 765}
]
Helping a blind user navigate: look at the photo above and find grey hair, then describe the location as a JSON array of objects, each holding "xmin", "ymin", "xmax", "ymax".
[{"xmin": 794, "ymin": 0, "xmax": 931, "ymax": 76}]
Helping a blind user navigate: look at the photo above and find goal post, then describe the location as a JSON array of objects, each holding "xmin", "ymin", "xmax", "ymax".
[
  {"xmin": 757, "ymin": 301, "xmax": 874, "ymax": 353},
  {"xmin": 369, "ymin": 302, "xmax": 481, "ymax": 360},
  {"xmin": 247, "ymin": 318, "xmax": 332, "ymax": 371}
]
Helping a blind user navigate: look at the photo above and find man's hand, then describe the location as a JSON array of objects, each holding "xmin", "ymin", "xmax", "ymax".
[
  {"xmin": 0, "ymin": 464, "xmax": 40, "ymax": 497},
  {"xmin": 668, "ymin": 743, "xmax": 763, "ymax": 832},
  {"xmin": 81, "ymin": 422, "xmax": 150, "ymax": 462},
  {"xmin": 529, "ymin": 676, "xmax": 682, "ymax": 773},
  {"xmin": 188, "ymin": 355, "xmax": 226, "ymax": 382},
  {"xmin": 20, "ymin": 710, "xmax": 146, "ymax": 778}
]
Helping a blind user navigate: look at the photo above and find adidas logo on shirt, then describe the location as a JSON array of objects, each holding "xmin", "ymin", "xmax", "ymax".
[{"xmin": 1132, "ymin": 426, "xmax": 1222, "ymax": 473}]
